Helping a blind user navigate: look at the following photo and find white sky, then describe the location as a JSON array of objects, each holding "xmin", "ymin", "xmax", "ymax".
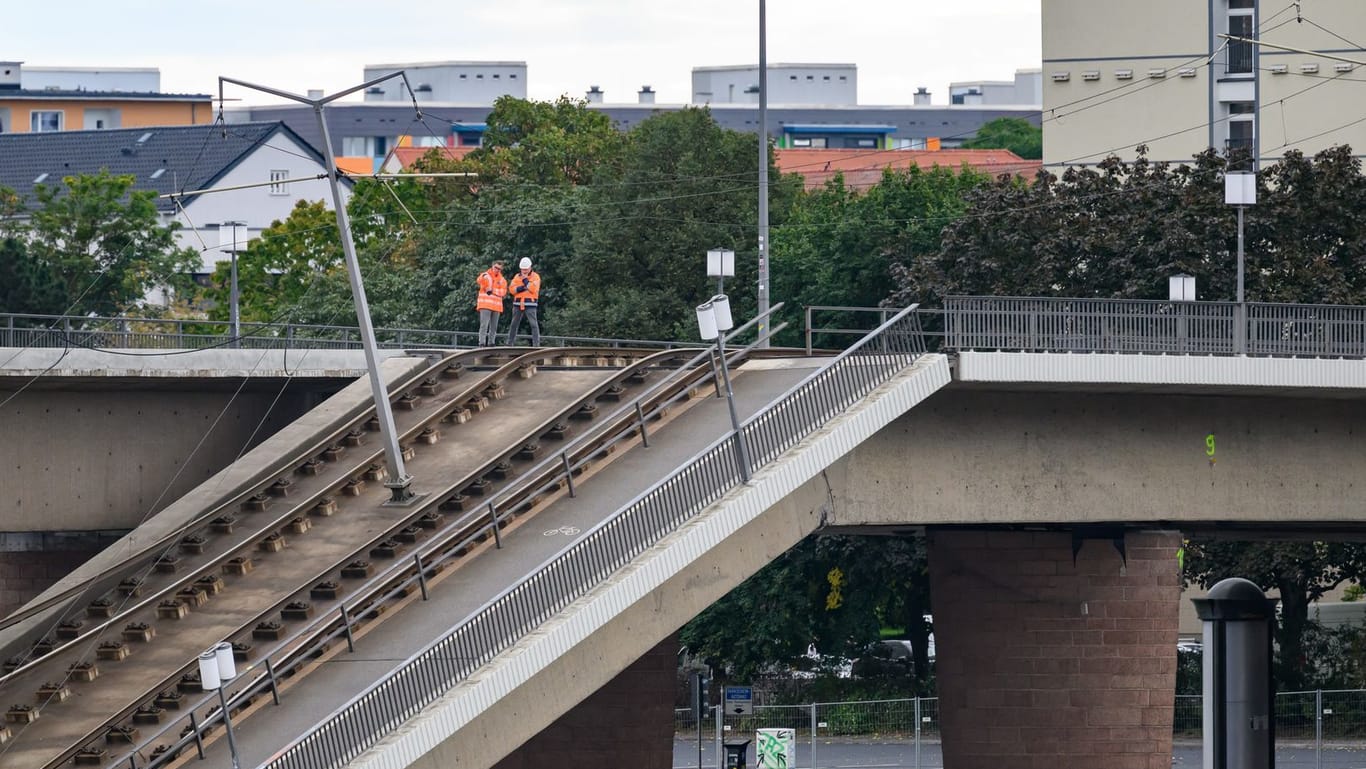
[{"xmin": 8, "ymin": 0, "xmax": 1041, "ymax": 106}]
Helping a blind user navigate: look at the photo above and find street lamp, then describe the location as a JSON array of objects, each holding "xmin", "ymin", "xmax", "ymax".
[
  {"xmin": 707, "ymin": 248, "xmax": 735, "ymax": 295},
  {"xmin": 198, "ymin": 642, "xmax": 241, "ymax": 769},
  {"xmin": 696, "ymin": 294, "xmax": 751, "ymax": 481},
  {"xmin": 1225, "ymin": 172, "xmax": 1256, "ymax": 354},
  {"xmin": 219, "ymin": 221, "xmax": 245, "ymax": 348}
]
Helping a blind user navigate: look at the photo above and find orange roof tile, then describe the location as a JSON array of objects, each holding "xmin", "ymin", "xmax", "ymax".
[
  {"xmin": 775, "ymin": 148, "xmax": 1040, "ymax": 190},
  {"xmin": 384, "ymin": 145, "xmax": 477, "ymax": 172}
]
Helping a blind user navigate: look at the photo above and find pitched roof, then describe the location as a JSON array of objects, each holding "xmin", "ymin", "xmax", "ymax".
[
  {"xmin": 774, "ymin": 148, "xmax": 1041, "ymax": 190},
  {"xmin": 0, "ymin": 88, "xmax": 211, "ymax": 102},
  {"xmin": 0, "ymin": 121, "xmax": 332, "ymax": 212},
  {"xmin": 381, "ymin": 145, "xmax": 477, "ymax": 172}
]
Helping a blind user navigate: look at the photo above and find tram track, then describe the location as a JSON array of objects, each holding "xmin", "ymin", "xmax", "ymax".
[{"xmin": 0, "ymin": 345, "xmax": 729, "ymax": 769}]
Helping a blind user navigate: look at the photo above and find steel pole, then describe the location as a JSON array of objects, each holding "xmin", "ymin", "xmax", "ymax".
[
  {"xmin": 756, "ymin": 0, "xmax": 770, "ymax": 348},
  {"xmin": 218, "ymin": 686, "xmax": 241, "ymax": 769},
  {"xmin": 229, "ymin": 224, "xmax": 240, "ymax": 349},
  {"xmin": 313, "ymin": 103, "xmax": 415, "ymax": 503},
  {"xmin": 1236, "ymin": 205, "xmax": 1247, "ymax": 354},
  {"xmin": 716, "ymin": 338, "xmax": 751, "ymax": 481}
]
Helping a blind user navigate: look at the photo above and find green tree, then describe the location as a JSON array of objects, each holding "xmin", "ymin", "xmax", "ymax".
[
  {"xmin": 470, "ymin": 95, "xmax": 625, "ymax": 186},
  {"xmin": 558, "ymin": 107, "xmax": 800, "ymax": 341},
  {"xmin": 892, "ymin": 146, "xmax": 1366, "ymax": 307},
  {"xmin": 25, "ymin": 170, "xmax": 199, "ymax": 315},
  {"xmin": 774, "ymin": 164, "xmax": 986, "ymax": 344},
  {"xmin": 962, "ymin": 117, "xmax": 1043, "ymax": 160},
  {"xmin": 0, "ymin": 236, "xmax": 66, "ymax": 315},
  {"xmin": 680, "ymin": 533, "xmax": 935, "ymax": 691},
  {"xmin": 1183, "ymin": 540, "xmax": 1366, "ymax": 691}
]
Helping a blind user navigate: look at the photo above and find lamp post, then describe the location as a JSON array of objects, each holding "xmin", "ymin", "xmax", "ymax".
[
  {"xmin": 696, "ymin": 294, "xmax": 751, "ymax": 481},
  {"xmin": 199, "ymin": 642, "xmax": 241, "ymax": 769},
  {"xmin": 1225, "ymin": 172, "xmax": 1256, "ymax": 354},
  {"xmin": 756, "ymin": 0, "xmax": 770, "ymax": 348},
  {"xmin": 220, "ymin": 221, "xmax": 245, "ymax": 348}
]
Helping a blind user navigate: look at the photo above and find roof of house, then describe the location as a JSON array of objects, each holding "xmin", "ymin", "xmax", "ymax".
[
  {"xmin": 381, "ymin": 145, "xmax": 477, "ymax": 172},
  {"xmin": 0, "ymin": 88, "xmax": 211, "ymax": 102},
  {"xmin": 774, "ymin": 148, "xmax": 1042, "ymax": 189},
  {"xmin": 0, "ymin": 121, "xmax": 334, "ymax": 211}
]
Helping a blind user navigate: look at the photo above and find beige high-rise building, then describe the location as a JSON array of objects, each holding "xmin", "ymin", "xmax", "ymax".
[{"xmin": 1042, "ymin": 0, "xmax": 1366, "ymax": 169}]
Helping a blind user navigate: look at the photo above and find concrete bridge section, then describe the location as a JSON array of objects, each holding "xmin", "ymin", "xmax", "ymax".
[
  {"xmin": 0, "ymin": 348, "xmax": 407, "ymax": 616},
  {"xmin": 4, "ymin": 329, "xmax": 1366, "ymax": 769},
  {"xmin": 378, "ymin": 352, "xmax": 1366, "ymax": 769}
]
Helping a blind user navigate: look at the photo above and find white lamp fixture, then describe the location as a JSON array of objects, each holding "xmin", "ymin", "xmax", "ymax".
[
  {"xmin": 706, "ymin": 249, "xmax": 735, "ymax": 278},
  {"xmin": 1169, "ymin": 274, "xmax": 1197, "ymax": 302},
  {"xmin": 199, "ymin": 642, "xmax": 242, "ymax": 769},
  {"xmin": 1225, "ymin": 173, "xmax": 1256, "ymax": 206},
  {"xmin": 695, "ymin": 299, "xmax": 719, "ymax": 342}
]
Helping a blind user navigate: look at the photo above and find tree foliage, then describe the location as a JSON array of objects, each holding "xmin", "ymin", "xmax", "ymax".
[
  {"xmin": 893, "ymin": 146, "xmax": 1366, "ymax": 307},
  {"xmin": 17, "ymin": 171, "xmax": 198, "ymax": 315},
  {"xmin": 1183, "ymin": 541, "xmax": 1366, "ymax": 691},
  {"xmin": 962, "ymin": 117, "xmax": 1043, "ymax": 160},
  {"xmin": 681, "ymin": 534, "xmax": 934, "ymax": 691}
]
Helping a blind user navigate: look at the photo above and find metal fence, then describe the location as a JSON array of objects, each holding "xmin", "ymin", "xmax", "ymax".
[
  {"xmin": 264, "ymin": 306, "xmax": 929, "ymax": 769},
  {"xmin": 0, "ymin": 312, "xmax": 680, "ymax": 352},
  {"xmin": 944, "ymin": 296, "xmax": 1366, "ymax": 358},
  {"xmin": 673, "ymin": 690, "xmax": 1366, "ymax": 768}
]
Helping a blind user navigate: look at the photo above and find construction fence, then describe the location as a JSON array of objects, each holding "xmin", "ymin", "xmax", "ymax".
[{"xmin": 674, "ymin": 689, "xmax": 1366, "ymax": 769}]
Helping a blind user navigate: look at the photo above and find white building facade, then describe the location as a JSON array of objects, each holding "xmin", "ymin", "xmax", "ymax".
[
  {"xmin": 1042, "ymin": 0, "xmax": 1366, "ymax": 168},
  {"xmin": 691, "ymin": 63, "xmax": 858, "ymax": 105}
]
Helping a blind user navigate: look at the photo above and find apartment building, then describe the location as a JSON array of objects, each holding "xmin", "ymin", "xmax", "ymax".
[
  {"xmin": 0, "ymin": 61, "xmax": 212, "ymax": 134},
  {"xmin": 1042, "ymin": 0, "xmax": 1366, "ymax": 168}
]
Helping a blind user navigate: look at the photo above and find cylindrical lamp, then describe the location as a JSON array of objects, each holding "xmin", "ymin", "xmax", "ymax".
[
  {"xmin": 711, "ymin": 294, "xmax": 734, "ymax": 332},
  {"xmin": 696, "ymin": 300, "xmax": 719, "ymax": 341}
]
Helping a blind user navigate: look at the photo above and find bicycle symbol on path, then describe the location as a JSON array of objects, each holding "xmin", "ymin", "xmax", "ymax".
[{"xmin": 542, "ymin": 526, "xmax": 581, "ymax": 537}]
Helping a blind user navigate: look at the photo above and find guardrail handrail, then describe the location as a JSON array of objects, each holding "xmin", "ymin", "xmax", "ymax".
[
  {"xmin": 943, "ymin": 295, "xmax": 1366, "ymax": 358},
  {"xmin": 98, "ymin": 308, "xmax": 789, "ymax": 769},
  {"xmin": 0, "ymin": 312, "xmax": 680, "ymax": 352},
  {"xmin": 262, "ymin": 304, "xmax": 928, "ymax": 769}
]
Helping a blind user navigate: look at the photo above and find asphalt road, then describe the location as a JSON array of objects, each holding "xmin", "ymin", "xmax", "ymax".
[{"xmin": 673, "ymin": 738, "xmax": 1366, "ymax": 768}]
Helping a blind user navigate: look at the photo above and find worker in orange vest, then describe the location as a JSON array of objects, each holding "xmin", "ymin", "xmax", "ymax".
[
  {"xmin": 475, "ymin": 260, "xmax": 508, "ymax": 346},
  {"xmin": 505, "ymin": 257, "xmax": 542, "ymax": 346}
]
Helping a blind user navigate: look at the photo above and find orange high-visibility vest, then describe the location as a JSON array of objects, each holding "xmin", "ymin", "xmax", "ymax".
[
  {"xmin": 508, "ymin": 270, "xmax": 541, "ymax": 310},
  {"xmin": 476, "ymin": 269, "xmax": 508, "ymax": 313}
]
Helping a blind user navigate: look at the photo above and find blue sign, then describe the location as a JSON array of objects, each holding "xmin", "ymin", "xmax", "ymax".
[{"xmin": 724, "ymin": 685, "xmax": 753, "ymax": 714}]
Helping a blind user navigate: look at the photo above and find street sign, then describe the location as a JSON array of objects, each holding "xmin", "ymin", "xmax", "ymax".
[{"xmin": 724, "ymin": 685, "xmax": 753, "ymax": 715}]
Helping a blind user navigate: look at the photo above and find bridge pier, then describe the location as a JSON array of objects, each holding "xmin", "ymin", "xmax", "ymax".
[
  {"xmin": 490, "ymin": 635, "xmax": 679, "ymax": 769},
  {"xmin": 928, "ymin": 528, "xmax": 1180, "ymax": 769}
]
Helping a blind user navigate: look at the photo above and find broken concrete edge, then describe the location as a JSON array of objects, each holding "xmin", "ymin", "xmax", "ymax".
[
  {"xmin": 0, "ymin": 348, "xmax": 415, "ymax": 380},
  {"xmin": 0, "ymin": 354, "xmax": 433, "ymax": 649}
]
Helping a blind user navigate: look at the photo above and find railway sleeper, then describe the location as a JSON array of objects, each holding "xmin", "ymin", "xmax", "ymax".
[
  {"xmin": 395, "ymin": 393, "xmax": 422, "ymax": 411},
  {"xmin": 417, "ymin": 377, "xmax": 441, "ymax": 396}
]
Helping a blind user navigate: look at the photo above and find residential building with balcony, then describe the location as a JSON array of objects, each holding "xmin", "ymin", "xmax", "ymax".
[{"xmin": 1042, "ymin": 0, "xmax": 1366, "ymax": 168}]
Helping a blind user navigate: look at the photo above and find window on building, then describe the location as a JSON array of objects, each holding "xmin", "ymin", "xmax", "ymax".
[
  {"xmin": 510, "ymin": 74, "xmax": 517, "ymax": 79},
  {"xmin": 269, "ymin": 169, "xmax": 290, "ymax": 195},
  {"xmin": 1226, "ymin": 101, "xmax": 1255, "ymax": 168},
  {"xmin": 809, "ymin": 137, "xmax": 827, "ymax": 148},
  {"xmin": 792, "ymin": 137, "xmax": 812, "ymax": 147},
  {"xmin": 493, "ymin": 74, "xmax": 500, "ymax": 79},
  {"xmin": 30, "ymin": 110, "xmax": 62, "ymax": 132},
  {"xmin": 1226, "ymin": 1, "xmax": 1254, "ymax": 75},
  {"xmin": 0, "ymin": 108, "xmax": 8, "ymax": 133},
  {"xmin": 848, "ymin": 138, "xmax": 878, "ymax": 148}
]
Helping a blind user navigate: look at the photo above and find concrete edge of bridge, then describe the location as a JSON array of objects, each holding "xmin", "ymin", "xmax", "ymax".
[
  {"xmin": 349, "ymin": 354, "xmax": 952, "ymax": 769},
  {"xmin": 0, "ymin": 356, "xmax": 431, "ymax": 649}
]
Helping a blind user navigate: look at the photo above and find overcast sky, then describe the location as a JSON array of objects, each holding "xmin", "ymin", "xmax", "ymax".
[{"xmin": 8, "ymin": 0, "xmax": 1041, "ymax": 106}]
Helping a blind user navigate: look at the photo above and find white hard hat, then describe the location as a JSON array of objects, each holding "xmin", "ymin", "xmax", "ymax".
[{"xmin": 519, "ymin": 257, "xmax": 532, "ymax": 269}]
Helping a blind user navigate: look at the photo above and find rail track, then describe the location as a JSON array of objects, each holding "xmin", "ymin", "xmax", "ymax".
[{"xmin": 0, "ymin": 334, "xmax": 784, "ymax": 769}]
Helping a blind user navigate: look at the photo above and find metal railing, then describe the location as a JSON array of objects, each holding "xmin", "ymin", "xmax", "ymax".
[
  {"xmin": 96, "ymin": 310, "xmax": 782, "ymax": 769},
  {"xmin": 0, "ymin": 312, "xmax": 681, "ymax": 352},
  {"xmin": 944, "ymin": 296, "xmax": 1366, "ymax": 358},
  {"xmin": 264, "ymin": 306, "xmax": 929, "ymax": 769}
]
